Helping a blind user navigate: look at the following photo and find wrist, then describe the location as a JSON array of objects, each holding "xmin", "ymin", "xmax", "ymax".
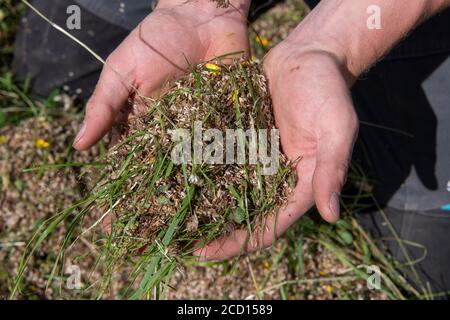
[
  {"xmin": 264, "ymin": 39, "xmax": 357, "ymax": 90},
  {"xmin": 282, "ymin": 19, "xmax": 367, "ymax": 80},
  {"xmin": 284, "ymin": 0, "xmax": 450, "ymax": 79}
]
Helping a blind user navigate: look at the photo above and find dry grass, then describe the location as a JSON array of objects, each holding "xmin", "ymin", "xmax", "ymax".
[{"xmin": 24, "ymin": 60, "xmax": 296, "ymax": 299}]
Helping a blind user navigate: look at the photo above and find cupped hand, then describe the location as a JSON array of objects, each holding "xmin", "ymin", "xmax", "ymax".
[
  {"xmin": 195, "ymin": 41, "xmax": 359, "ymax": 260},
  {"xmin": 73, "ymin": 1, "xmax": 250, "ymax": 150}
]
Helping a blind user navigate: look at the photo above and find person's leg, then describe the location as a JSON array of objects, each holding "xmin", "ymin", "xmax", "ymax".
[
  {"xmin": 13, "ymin": 0, "xmax": 289, "ymax": 101},
  {"xmin": 351, "ymin": 52, "xmax": 450, "ymax": 296},
  {"xmin": 358, "ymin": 207, "xmax": 450, "ymax": 297},
  {"xmin": 12, "ymin": 0, "xmax": 148, "ymax": 101}
]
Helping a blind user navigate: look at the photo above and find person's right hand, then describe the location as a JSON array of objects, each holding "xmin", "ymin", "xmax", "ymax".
[
  {"xmin": 73, "ymin": 0, "xmax": 250, "ymax": 150},
  {"xmin": 195, "ymin": 41, "xmax": 360, "ymax": 260}
]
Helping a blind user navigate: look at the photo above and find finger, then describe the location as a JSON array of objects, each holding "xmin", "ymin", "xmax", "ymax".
[
  {"xmin": 193, "ymin": 180, "xmax": 314, "ymax": 261},
  {"xmin": 312, "ymin": 111, "xmax": 359, "ymax": 223},
  {"xmin": 73, "ymin": 41, "xmax": 136, "ymax": 151}
]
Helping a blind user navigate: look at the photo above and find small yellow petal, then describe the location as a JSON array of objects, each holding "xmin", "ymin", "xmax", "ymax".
[
  {"xmin": 0, "ymin": 135, "xmax": 6, "ymax": 145},
  {"xmin": 35, "ymin": 138, "xmax": 50, "ymax": 149},
  {"xmin": 255, "ymin": 36, "xmax": 269, "ymax": 47},
  {"xmin": 325, "ymin": 285, "xmax": 334, "ymax": 294},
  {"xmin": 319, "ymin": 271, "xmax": 328, "ymax": 277},
  {"xmin": 205, "ymin": 63, "xmax": 222, "ymax": 75},
  {"xmin": 262, "ymin": 260, "xmax": 270, "ymax": 269},
  {"xmin": 232, "ymin": 90, "xmax": 239, "ymax": 104}
]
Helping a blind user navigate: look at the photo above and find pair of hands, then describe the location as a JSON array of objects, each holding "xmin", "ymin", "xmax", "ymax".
[{"xmin": 73, "ymin": 2, "xmax": 359, "ymax": 260}]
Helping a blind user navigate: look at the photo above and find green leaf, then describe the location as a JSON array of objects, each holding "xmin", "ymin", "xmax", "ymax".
[
  {"xmin": 14, "ymin": 179, "xmax": 24, "ymax": 192},
  {"xmin": 336, "ymin": 219, "xmax": 352, "ymax": 230},
  {"xmin": 0, "ymin": 111, "xmax": 6, "ymax": 128},
  {"xmin": 234, "ymin": 208, "xmax": 246, "ymax": 224},
  {"xmin": 156, "ymin": 196, "xmax": 170, "ymax": 205},
  {"xmin": 337, "ymin": 229, "xmax": 354, "ymax": 246}
]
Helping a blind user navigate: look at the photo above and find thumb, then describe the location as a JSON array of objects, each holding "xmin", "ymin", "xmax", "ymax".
[
  {"xmin": 312, "ymin": 119, "xmax": 358, "ymax": 223},
  {"xmin": 73, "ymin": 45, "xmax": 136, "ymax": 151}
]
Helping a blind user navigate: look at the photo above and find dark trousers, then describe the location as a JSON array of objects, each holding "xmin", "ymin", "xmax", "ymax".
[
  {"xmin": 12, "ymin": 1, "xmax": 130, "ymax": 101},
  {"xmin": 351, "ymin": 52, "xmax": 450, "ymax": 296}
]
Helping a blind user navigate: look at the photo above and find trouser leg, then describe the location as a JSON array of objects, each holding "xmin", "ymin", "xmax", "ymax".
[
  {"xmin": 351, "ymin": 52, "xmax": 450, "ymax": 296},
  {"xmin": 357, "ymin": 207, "xmax": 450, "ymax": 297},
  {"xmin": 12, "ymin": 0, "xmax": 131, "ymax": 101}
]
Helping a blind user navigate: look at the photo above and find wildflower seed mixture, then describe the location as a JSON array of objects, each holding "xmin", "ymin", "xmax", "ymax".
[{"xmin": 99, "ymin": 61, "xmax": 296, "ymax": 260}]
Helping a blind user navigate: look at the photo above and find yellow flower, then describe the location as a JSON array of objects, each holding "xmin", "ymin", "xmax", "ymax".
[
  {"xmin": 325, "ymin": 285, "xmax": 334, "ymax": 294},
  {"xmin": 232, "ymin": 90, "xmax": 239, "ymax": 104},
  {"xmin": 205, "ymin": 63, "xmax": 222, "ymax": 76},
  {"xmin": 35, "ymin": 138, "xmax": 50, "ymax": 149},
  {"xmin": 262, "ymin": 260, "xmax": 270, "ymax": 270},
  {"xmin": 0, "ymin": 135, "xmax": 6, "ymax": 145},
  {"xmin": 255, "ymin": 36, "xmax": 269, "ymax": 47},
  {"xmin": 319, "ymin": 271, "xmax": 328, "ymax": 277}
]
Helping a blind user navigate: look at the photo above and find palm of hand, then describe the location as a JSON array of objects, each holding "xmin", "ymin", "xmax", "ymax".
[
  {"xmin": 195, "ymin": 48, "xmax": 359, "ymax": 260},
  {"xmin": 267, "ymin": 49, "xmax": 358, "ymax": 223}
]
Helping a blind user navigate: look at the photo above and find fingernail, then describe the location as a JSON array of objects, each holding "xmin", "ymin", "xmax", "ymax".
[
  {"xmin": 329, "ymin": 192, "xmax": 340, "ymax": 219},
  {"xmin": 73, "ymin": 122, "xmax": 86, "ymax": 146}
]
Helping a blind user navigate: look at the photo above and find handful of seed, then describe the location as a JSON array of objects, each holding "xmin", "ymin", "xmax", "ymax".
[{"xmin": 86, "ymin": 60, "xmax": 296, "ymax": 296}]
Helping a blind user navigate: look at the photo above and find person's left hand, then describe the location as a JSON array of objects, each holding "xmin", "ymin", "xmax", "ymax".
[{"xmin": 73, "ymin": 0, "xmax": 250, "ymax": 150}]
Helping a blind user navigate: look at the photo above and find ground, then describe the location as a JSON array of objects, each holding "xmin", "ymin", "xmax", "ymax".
[{"xmin": 0, "ymin": 0, "xmax": 425, "ymax": 300}]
